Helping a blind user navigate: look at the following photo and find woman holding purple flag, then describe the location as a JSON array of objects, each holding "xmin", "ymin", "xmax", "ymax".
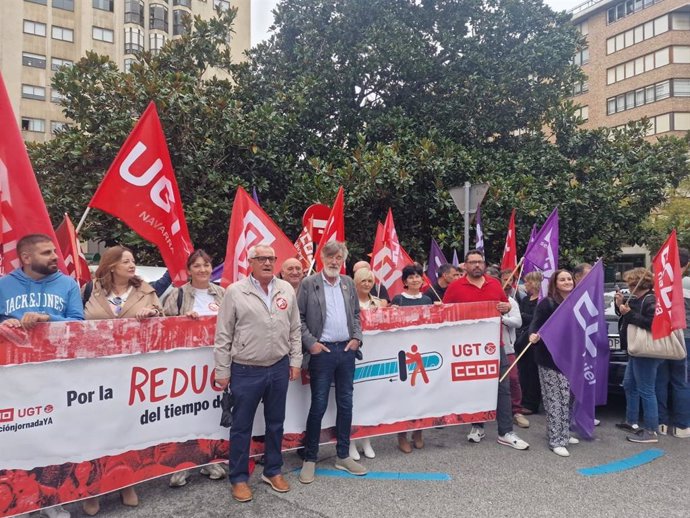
[
  {"xmin": 614, "ymin": 268, "xmax": 660, "ymax": 443},
  {"xmin": 528, "ymin": 269, "xmax": 580, "ymax": 457}
]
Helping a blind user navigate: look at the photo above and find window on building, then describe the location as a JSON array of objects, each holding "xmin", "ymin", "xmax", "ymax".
[
  {"xmin": 149, "ymin": 33, "xmax": 166, "ymax": 54},
  {"xmin": 25, "ymin": 0, "xmax": 48, "ymax": 5},
  {"xmin": 93, "ymin": 26, "xmax": 114, "ymax": 42},
  {"xmin": 22, "ymin": 85, "xmax": 46, "ymax": 101},
  {"xmin": 51, "ymin": 89, "xmax": 65, "ymax": 103},
  {"xmin": 576, "ymin": 105, "xmax": 589, "ymax": 121},
  {"xmin": 150, "ymin": 5, "xmax": 169, "ymax": 31},
  {"xmin": 51, "ymin": 57, "xmax": 73, "ymax": 71},
  {"xmin": 214, "ymin": 0, "xmax": 230, "ymax": 11},
  {"xmin": 653, "ymin": 15, "xmax": 669, "ymax": 35},
  {"xmin": 23, "ymin": 52, "xmax": 46, "ymax": 68},
  {"xmin": 656, "ymin": 80, "xmax": 671, "ymax": 100},
  {"xmin": 23, "ymin": 20, "xmax": 47, "ymax": 37},
  {"xmin": 607, "ymin": 98, "xmax": 616, "ymax": 115},
  {"xmin": 52, "ymin": 0, "xmax": 74, "ymax": 11},
  {"xmin": 173, "ymin": 0, "xmax": 191, "ymax": 6},
  {"xmin": 675, "ymin": 113, "xmax": 690, "ymax": 131},
  {"xmin": 93, "ymin": 0, "xmax": 114, "ymax": 12},
  {"xmin": 671, "ymin": 12, "xmax": 690, "ymax": 30},
  {"xmin": 656, "ymin": 113, "xmax": 671, "ymax": 133},
  {"xmin": 173, "ymin": 9, "xmax": 188, "ymax": 36},
  {"xmin": 21, "ymin": 118, "xmax": 45, "ymax": 132},
  {"xmin": 675, "ymin": 46, "xmax": 690, "ymax": 63},
  {"xmin": 124, "ymin": 58, "xmax": 136, "ymax": 72},
  {"xmin": 125, "ymin": 0, "xmax": 145, "ymax": 26},
  {"xmin": 124, "ymin": 27, "xmax": 144, "ymax": 54},
  {"xmin": 635, "ymin": 88, "xmax": 645, "ymax": 106},
  {"xmin": 52, "ymin": 26, "xmax": 74, "ymax": 42},
  {"xmin": 51, "ymin": 121, "xmax": 67, "ymax": 134},
  {"xmin": 674, "ymin": 79, "xmax": 690, "ymax": 96}
]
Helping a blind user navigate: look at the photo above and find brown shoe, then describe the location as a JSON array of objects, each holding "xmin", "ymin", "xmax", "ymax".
[
  {"xmin": 412, "ymin": 430, "xmax": 424, "ymax": 449},
  {"xmin": 120, "ymin": 486, "xmax": 138, "ymax": 507},
  {"xmin": 261, "ymin": 473, "xmax": 290, "ymax": 493},
  {"xmin": 397, "ymin": 432, "xmax": 412, "ymax": 453},
  {"xmin": 231, "ymin": 482, "xmax": 253, "ymax": 502},
  {"xmin": 82, "ymin": 497, "xmax": 100, "ymax": 516}
]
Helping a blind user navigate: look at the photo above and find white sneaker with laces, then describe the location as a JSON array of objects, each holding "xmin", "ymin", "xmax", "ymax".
[
  {"xmin": 673, "ymin": 426, "xmax": 690, "ymax": 438},
  {"xmin": 497, "ymin": 431, "xmax": 529, "ymax": 450},
  {"xmin": 201, "ymin": 463, "xmax": 226, "ymax": 480},
  {"xmin": 467, "ymin": 426, "xmax": 485, "ymax": 443},
  {"xmin": 568, "ymin": 437, "xmax": 580, "ymax": 445},
  {"xmin": 552, "ymin": 446, "xmax": 570, "ymax": 457},
  {"xmin": 349, "ymin": 441, "xmax": 361, "ymax": 461},
  {"xmin": 169, "ymin": 470, "xmax": 190, "ymax": 487},
  {"xmin": 594, "ymin": 418, "xmax": 600, "ymax": 426},
  {"xmin": 658, "ymin": 424, "xmax": 668, "ymax": 435},
  {"xmin": 361, "ymin": 438, "xmax": 375, "ymax": 459}
]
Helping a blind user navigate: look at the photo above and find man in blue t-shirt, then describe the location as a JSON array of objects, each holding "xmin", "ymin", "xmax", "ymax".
[{"xmin": 0, "ymin": 233, "xmax": 83, "ymax": 329}]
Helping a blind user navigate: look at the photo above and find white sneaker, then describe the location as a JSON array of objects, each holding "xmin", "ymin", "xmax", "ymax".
[
  {"xmin": 467, "ymin": 426, "xmax": 485, "ymax": 443},
  {"xmin": 41, "ymin": 506, "xmax": 70, "ymax": 518},
  {"xmin": 169, "ymin": 470, "xmax": 190, "ymax": 487},
  {"xmin": 361, "ymin": 438, "xmax": 375, "ymax": 459},
  {"xmin": 513, "ymin": 413, "xmax": 530, "ymax": 428},
  {"xmin": 349, "ymin": 441, "xmax": 361, "ymax": 461},
  {"xmin": 568, "ymin": 437, "xmax": 580, "ymax": 445},
  {"xmin": 658, "ymin": 424, "xmax": 668, "ymax": 436},
  {"xmin": 200, "ymin": 463, "xmax": 226, "ymax": 480},
  {"xmin": 673, "ymin": 426, "xmax": 690, "ymax": 438},
  {"xmin": 497, "ymin": 431, "xmax": 529, "ymax": 450},
  {"xmin": 552, "ymin": 446, "xmax": 570, "ymax": 457}
]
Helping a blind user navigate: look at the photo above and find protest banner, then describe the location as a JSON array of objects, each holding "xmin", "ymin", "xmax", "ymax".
[{"xmin": 0, "ymin": 302, "xmax": 499, "ymax": 516}]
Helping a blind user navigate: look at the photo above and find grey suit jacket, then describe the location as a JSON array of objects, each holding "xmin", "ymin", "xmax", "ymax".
[{"xmin": 297, "ymin": 272, "xmax": 363, "ymax": 351}]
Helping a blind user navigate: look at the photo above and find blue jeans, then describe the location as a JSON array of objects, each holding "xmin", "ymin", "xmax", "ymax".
[
  {"xmin": 623, "ymin": 360, "xmax": 640, "ymax": 425},
  {"xmin": 626, "ymin": 356, "xmax": 662, "ymax": 432},
  {"xmin": 655, "ymin": 338, "xmax": 690, "ymax": 429},
  {"xmin": 228, "ymin": 356, "xmax": 289, "ymax": 484},
  {"xmin": 304, "ymin": 341, "xmax": 356, "ymax": 461}
]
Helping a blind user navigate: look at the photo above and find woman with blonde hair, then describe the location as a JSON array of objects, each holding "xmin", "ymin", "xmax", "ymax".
[
  {"xmin": 615, "ymin": 267, "xmax": 660, "ymax": 443},
  {"xmin": 81, "ymin": 246, "xmax": 161, "ymax": 515}
]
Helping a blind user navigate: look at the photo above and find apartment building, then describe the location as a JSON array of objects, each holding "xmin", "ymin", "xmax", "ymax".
[
  {"xmin": 570, "ymin": 0, "xmax": 690, "ymax": 138},
  {"xmin": 0, "ymin": 0, "xmax": 251, "ymax": 143}
]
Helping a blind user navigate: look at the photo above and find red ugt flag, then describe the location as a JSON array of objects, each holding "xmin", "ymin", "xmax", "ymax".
[
  {"xmin": 314, "ymin": 187, "xmax": 345, "ymax": 272},
  {"xmin": 88, "ymin": 102, "xmax": 193, "ymax": 286},
  {"xmin": 500, "ymin": 209, "xmax": 517, "ymax": 271},
  {"xmin": 651, "ymin": 230, "xmax": 686, "ymax": 339},
  {"xmin": 221, "ymin": 187, "xmax": 298, "ymax": 287},
  {"xmin": 294, "ymin": 221, "xmax": 314, "ymax": 271},
  {"xmin": 55, "ymin": 213, "xmax": 92, "ymax": 286},
  {"xmin": 0, "ymin": 73, "xmax": 67, "ymax": 275}
]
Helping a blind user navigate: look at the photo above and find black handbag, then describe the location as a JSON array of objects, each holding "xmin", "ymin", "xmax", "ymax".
[{"xmin": 219, "ymin": 388, "xmax": 234, "ymax": 428}]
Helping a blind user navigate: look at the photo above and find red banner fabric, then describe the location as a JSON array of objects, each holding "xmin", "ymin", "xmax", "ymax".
[
  {"xmin": 313, "ymin": 187, "xmax": 345, "ymax": 272},
  {"xmin": 88, "ymin": 102, "xmax": 193, "ymax": 286},
  {"xmin": 500, "ymin": 209, "xmax": 517, "ymax": 271},
  {"xmin": 54, "ymin": 214, "xmax": 92, "ymax": 287},
  {"xmin": 651, "ymin": 229, "xmax": 687, "ymax": 339}
]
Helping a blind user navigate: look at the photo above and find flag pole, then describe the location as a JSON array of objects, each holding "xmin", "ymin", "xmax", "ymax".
[
  {"xmin": 75, "ymin": 207, "xmax": 91, "ymax": 235},
  {"xmin": 306, "ymin": 257, "xmax": 316, "ymax": 277},
  {"xmin": 427, "ymin": 283, "xmax": 442, "ymax": 302},
  {"xmin": 499, "ymin": 335, "xmax": 537, "ymax": 383},
  {"xmin": 501, "ymin": 257, "xmax": 525, "ymax": 291}
]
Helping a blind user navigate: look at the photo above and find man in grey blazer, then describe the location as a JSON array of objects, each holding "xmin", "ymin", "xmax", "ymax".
[{"xmin": 297, "ymin": 241, "xmax": 367, "ymax": 483}]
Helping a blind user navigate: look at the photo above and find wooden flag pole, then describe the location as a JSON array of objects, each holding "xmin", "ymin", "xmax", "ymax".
[
  {"xmin": 499, "ymin": 336, "xmax": 537, "ymax": 383},
  {"xmin": 501, "ymin": 256, "xmax": 525, "ymax": 290},
  {"xmin": 75, "ymin": 207, "xmax": 91, "ymax": 235}
]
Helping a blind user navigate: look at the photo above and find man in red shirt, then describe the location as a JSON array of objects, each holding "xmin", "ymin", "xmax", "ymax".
[{"xmin": 443, "ymin": 249, "xmax": 529, "ymax": 450}]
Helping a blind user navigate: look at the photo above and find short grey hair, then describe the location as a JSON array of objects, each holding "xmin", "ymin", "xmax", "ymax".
[
  {"xmin": 247, "ymin": 243, "xmax": 275, "ymax": 260},
  {"xmin": 320, "ymin": 241, "xmax": 348, "ymax": 261}
]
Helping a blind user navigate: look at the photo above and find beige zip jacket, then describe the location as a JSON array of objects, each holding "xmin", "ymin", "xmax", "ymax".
[{"xmin": 214, "ymin": 276, "xmax": 302, "ymax": 380}]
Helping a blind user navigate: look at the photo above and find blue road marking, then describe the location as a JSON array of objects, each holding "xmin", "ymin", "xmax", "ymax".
[
  {"xmin": 314, "ymin": 469, "xmax": 451, "ymax": 481},
  {"xmin": 578, "ymin": 449, "xmax": 665, "ymax": 477}
]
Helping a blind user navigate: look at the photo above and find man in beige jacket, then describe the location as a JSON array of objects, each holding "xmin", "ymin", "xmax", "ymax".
[{"xmin": 214, "ymin": 243, "xmax": 302, "ymax": 503}]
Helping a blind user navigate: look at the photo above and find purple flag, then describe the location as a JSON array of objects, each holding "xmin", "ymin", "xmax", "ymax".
[
  {"xmin": 522, "ymin": 224, "xmax": 538, "ymax": 276},
  {"xmin": 452, "ymin": 249, "xmax": 460, "ymax": 267},
  {"xmin": 252, "ymin": 186, "xmax": 260, "ymax": 205},
  {"xmin": 475, "ymin": 206, "xmax": 484, "ymax": 253},
  {"xmin": 427, "ymin": 238, "xmax": 448, "ymax": 281},
  {"xmin": 524, "ymin": 208, "xmax": 559, "ymax": 297},
  {"xmin": 538, "ymin": 260, "xmax": 609, "ymax": 439},
  {"xmin": 211, "ymin": 263, "xmax": 224, "ymax": 282}
]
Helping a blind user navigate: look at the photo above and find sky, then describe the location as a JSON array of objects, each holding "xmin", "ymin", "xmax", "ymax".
[{"xmin": 252, "ymin": 0, "xmax": 584, "ymax": 45}]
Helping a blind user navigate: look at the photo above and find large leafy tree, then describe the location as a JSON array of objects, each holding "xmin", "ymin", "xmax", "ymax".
[{"xmin": 29, "ymin": 1, "xmax": 689, "ymax": 268}]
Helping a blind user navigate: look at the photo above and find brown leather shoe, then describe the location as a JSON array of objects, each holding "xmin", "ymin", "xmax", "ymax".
[
  {"xmin": 397, "ymin": 432, "xmax": 412, "ymax": 453},
  {"xmin": 261, "ymin": 473, "xmax": 290, "ymax": 493},
  {"xmin": 231, "ymin": 482, "xmax": 253, "ymax": 502}
]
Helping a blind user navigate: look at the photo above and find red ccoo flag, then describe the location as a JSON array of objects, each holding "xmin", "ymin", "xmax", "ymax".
[
  {"xmin": 370, "ymin": 209, "xmax": 426, "ymax": 298},
  {"xmin": 55, "ymin": 214, "xmax": 92, "ymax": 286},
  {"xmin": 500, "ymin": 209, "xmax": 517, "ymax": 271},
  {"xmin": 88, "ymin": 102, "xmax": 193, "ymax": 286},
  {"xmin": 294, "ymin": 220, "xmax": 314, "ymax": 272},
  {"xmin": 313, "ymin": 187, "xmax": 345, "ymax": 272},
  {"xmin": 651, "ymin": 230, "xmax": 686, "ymax": 339},
  {"xmin": 0, "ymin": 73, "xmax": 67, "ymax": 275},
  {"xmin": 221, "ymin": 187, "xmax": 298, "ymax": 287}
]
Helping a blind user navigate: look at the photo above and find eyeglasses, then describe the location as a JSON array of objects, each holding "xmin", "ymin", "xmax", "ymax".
[
  {"xmin": 252, "ymin": 256, "xmax": 277, "ymax": 264},
  {"xmin": 110, "ymin": 296, "xmax": 124, "ymax": 316},
  {"xmin": 466, "ymin": 260, "xmax": 484, "ymax": 265}
]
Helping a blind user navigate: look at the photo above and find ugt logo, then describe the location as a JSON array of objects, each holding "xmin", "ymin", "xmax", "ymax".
[{"xmin": 0, "ymin": 408, "xmax": 14, "ymax": 423}]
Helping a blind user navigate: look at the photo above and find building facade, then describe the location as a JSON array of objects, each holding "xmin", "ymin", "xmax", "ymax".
[
  {"xmin": 0, "ymin": 0, "xmax": 250, "ymax": 142},
  {"xmin": 570, "ymin": 0, "xmax": 690, "ymax": 138}
]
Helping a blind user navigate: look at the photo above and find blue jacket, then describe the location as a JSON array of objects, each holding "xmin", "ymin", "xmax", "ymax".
[{"xmin": 0, "ymin": 269, "xmax": 84, "ymax": 322}]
